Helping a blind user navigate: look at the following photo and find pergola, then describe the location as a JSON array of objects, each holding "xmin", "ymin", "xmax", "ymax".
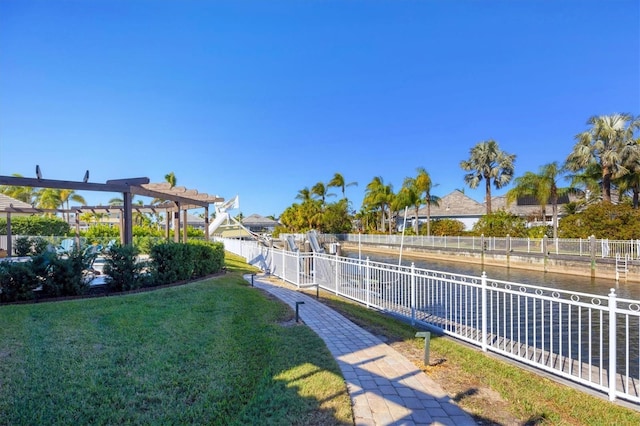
[{"xmin": 0, "ymin": 174, "xmax": 223, "ymax": 257}]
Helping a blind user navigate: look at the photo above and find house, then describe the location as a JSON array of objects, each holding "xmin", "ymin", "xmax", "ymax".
[
  {"xmin": 241, "ymin": 214, "xmax": 280, "ymax": 234},
  {"xmin": 402, "ymin": 190, "xmax": 574, "ymax": 231},
  {"xmin": 0, "ymin": 193, "xmax": 35, "ymax": 218}
]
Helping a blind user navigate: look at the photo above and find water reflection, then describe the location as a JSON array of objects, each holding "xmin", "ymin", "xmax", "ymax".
[{"xmin": 343, "ymin": 249, "xmax": 640, "ymax": 301}]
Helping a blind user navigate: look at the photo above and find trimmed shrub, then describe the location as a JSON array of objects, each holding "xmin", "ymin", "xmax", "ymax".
[
  {"xmin": 0, "ymin": 216, "xmax": 70, "ymax": 236},
  {"xmin": 149, "ymin": 242, "xmax": 192, "ymax": 286},
  {"xmin": 40, "ymin": 249, "xmax": 89, "ymax": 297},
  {"xmin": 189, "ymin": 241, "xmax": 225, "ymax": 277},
  {"xmin": 0, "ymin": 261, "xmax": 39, "ymax": 302},
  {"xmin": 103, "ymin": 244, "xmax": 148, "ymax": 292},
  {"xmin": 14, "ymin": 236, "xmax": 32, "ymax": 257}
]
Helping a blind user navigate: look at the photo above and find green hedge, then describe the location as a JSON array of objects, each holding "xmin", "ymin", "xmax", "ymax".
[
  {"xmin": 150, "ymin": 241, "xmax": 224, "ymax": 286},
  {"xmin": 0, "ymin": 216, "xmax": 70, "ymax": 236}
]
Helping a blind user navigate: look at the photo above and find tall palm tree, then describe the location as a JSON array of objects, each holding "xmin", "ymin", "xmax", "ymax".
[
  {"xmin": 363, "ymin": 176, "xmax": 394, "ymax": 233},
  {"xmin": 0, "ymin": 173, "xmax": 37, "ymax": 204},
  {"xmin": 565, "ymin": 113, "xmax": 639, "ymax": 202},
  {"xmin": 328, "ymin": 172, "xmax": 358, "ymax": 200},
  {"xmin": 295, "ymin": 187, "xmax": 313, "ymax": 203},
  {"xmin": 311, "ymin": 182, "xmax": 335, "ymax": 206},
  {"xmin": 59, "ymin": 189, "xmax": 87, "ymax": 223},
  {"xmin": 35, "ymin": 188, "xmax": 62, "ymax": 211},
  {"xmin": 506, "ymin": 162, "xmax": 572, "ymax": 239},
  {"xmin": 164, "ymin": 172, "xmax": 177, "ymax": 188},
  {"xmin": 414, "ymin": 167, "xmax": 439, "ymax": 236},
  {"xmin": 617, "ymin": 137, "xmax": 640, "ymax": 208},
  {"xmin": 460, "ymin": 140, "xmax": 516, "ymax": 214},
  {"xmin": 395, "ymin": 178, "xmax": 421, "ymax": 234}
]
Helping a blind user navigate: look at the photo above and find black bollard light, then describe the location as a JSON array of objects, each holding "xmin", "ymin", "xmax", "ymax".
[
  {"xmin": 251, "ymin": 274, "xmax": 256, "ymax": 286},
  {"xmin": 295, "ymin": 301, "xmax": 305, "ymax": 323}
]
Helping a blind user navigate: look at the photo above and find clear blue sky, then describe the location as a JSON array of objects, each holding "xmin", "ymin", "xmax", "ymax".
[{"xmin": 1, "ymin": 0, "xmax": 638, "ymax": 217}]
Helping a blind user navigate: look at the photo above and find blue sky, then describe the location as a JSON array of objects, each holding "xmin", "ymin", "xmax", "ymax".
[{"xmin": 1, "ymin": 0, "xmax": 638, "ymax": 218}]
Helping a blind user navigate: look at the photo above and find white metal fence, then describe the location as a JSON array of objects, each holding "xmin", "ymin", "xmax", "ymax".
[
  {"xmin": 219, "ymin": 237, "xmax": 640, "ymax": 405},
  {"xmin": 329, "ymin": 234, "xmax": 640, "ymax": 260}
]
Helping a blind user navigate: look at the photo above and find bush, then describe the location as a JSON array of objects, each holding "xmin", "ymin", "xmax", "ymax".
[
  {"xmin": 558, "ymin": 202, "xmax": 640, "ymax": 239},
  {"xmin": 149, "ymin": 241, "xmax": 224, "ymax": 285},
  {"xmin": 0, "ymin": 261, "xmax": 39, "ymax": 302},
  {"xmin": 40, "ymin": 249, "xmax": 90, "ymax": 297},
  {"xmin": 103, "ymin": 244, "xmax": 148, "ymax": 292},
  {"xmin": 14, "ymin": 236, "xmax": 32, "ymax": 257},
  {"xmin": 0, "ymin": 216, "xmax": 70, "ymax": 236},
  {"xmin": 471, "ymin": 210, "xmax": 528, "ymax": 237},
  {"xmin": 427, "ymin": 219, "xmax": 466, "ymax": 236}
]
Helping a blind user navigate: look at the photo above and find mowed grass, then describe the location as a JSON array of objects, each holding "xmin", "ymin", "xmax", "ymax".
[{"xmin": 0, "ymin": 254, "xmax": 352, "ymax": 425}]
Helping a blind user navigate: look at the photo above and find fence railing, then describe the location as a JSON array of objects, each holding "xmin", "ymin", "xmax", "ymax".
[
  {"xmin": 327, "ymin": 234, "xmax": 640, "ymax": 260},
  {"xmin": 218, "ymin": 237, "xmax": 640, "ymax": 405}
]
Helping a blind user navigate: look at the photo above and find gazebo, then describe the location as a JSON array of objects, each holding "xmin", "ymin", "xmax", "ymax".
[{"xmin": 0, "ymin": 172, "xmax": 223, "ymax": 257}]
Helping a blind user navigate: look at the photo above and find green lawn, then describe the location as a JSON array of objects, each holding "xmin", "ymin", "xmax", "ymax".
[{"xmin": 0, "ymin": 254, "xmax": 352, "ymax": 425}]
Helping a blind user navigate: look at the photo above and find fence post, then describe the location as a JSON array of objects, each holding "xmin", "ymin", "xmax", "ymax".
[
  {"xmin": 282, "ymin": 248, "xmax": 286, "ymax": 283},
  {"xmin": 481, "ymin": 271, "xmax": 488, "ymax": 352},
  {"xmin": 608, "ymin": 288, "xmax": 617, "ymax": 402},
  {"xmin": 296, "ymin": 250, "xmax": 301, "ymax": 289},
  {"xmin": 335, "ymin": 251, "xmax": 339, "ymax": 295},
  {"xmin": 365, "ymin": 257, "xmax": 371, "ymax": 308},
  {"xmin": 590, "ymin": 235, "xmax": 596, "ymax": 278},
  {"xmin": 411, "ymin": 262, "xmax": 416, "ymax": 326}
]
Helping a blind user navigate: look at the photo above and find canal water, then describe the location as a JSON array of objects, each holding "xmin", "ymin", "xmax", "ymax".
[{"xmin": 343, "ymin": 248, "xmax": 640, "ymax": 301}]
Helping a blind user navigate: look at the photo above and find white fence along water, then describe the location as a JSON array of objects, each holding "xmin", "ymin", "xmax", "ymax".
[{"xmin": 219, "ymin": 237, "xmax": 640, "ymax": 405}]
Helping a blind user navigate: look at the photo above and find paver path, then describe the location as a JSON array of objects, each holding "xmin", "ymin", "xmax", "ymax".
[{"xmin": 246, "ymin": 274, "xmax": 477, "ymax": 426}]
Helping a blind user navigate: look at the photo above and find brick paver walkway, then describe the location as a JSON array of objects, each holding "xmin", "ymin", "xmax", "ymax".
[{"xmin": 245, "ymin": 274, "xmax": 477, "ymax": 426}]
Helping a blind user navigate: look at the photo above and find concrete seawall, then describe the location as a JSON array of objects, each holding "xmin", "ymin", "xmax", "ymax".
[{"xmin": 340, "ymin": 242, "xmax": 640, "ymax": 283}]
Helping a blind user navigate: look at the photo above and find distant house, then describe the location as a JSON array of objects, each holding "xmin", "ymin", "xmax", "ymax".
[
  {"xmin": 0, "ymin": 193, "xmax": 35, "ymax": 218},
  {"xmin": 242, "ymin": 214, "xmax": 280, "ymax": 234},
  {"xmin": 402, "ymin": 190, "xmax": 574, "ymax": 231}
]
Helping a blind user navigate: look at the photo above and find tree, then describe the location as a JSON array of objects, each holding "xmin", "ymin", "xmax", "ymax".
[
  {"xmin": 328, "ymin": 173, "xmax": 357, "ymax": 200},
  {"xmin": 311, "ymin": 182, "xmax": 335, "ymax": 206},
  {"xmin": 59, "ymin": 189, "xmax": 87, "ymax": 223},
  {"xmin": 472, "ymin": 210, "xmax": 527, "ymax": 238},
  {"xmin": 164, "ymin": 172, "xmax": 177, "ymax": 188},
  {"xmin": 617, "ymin": 137, "xmax": 640, "ymax": 208},
  {"xmin": 295, "ymin": 187, "xmax": 313, "ymax": 203},
  {"xmin": 394, "ymin": 179, "xmax": 421, "ymax": 234},
  {"xmin": 35, "ymin": 188, "xmax": 62, "ymax": 211},
  {"xmin": 0, "ymin": 173, "xmax": 37, "ymax": 204},
  {"xmin": 414, "ymin": 167, "xmax": 439, "ymax": 236},
  {"xmin": 565, "ymin": 113, "xmax": 639, "ymax": 203},
  {"xmin": 460, "ymin": 140, "xmax": 516, "ymax": 214},
  {"xmin": 363, "ymin": 176, "xmax": 394, "ymax": 233},
  {"xmin": 506, "ymin": 162, "xmax": 572, "ymax": 239}
]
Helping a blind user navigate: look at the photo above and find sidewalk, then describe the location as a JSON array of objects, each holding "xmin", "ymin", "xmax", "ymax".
[{"xmin": 245, "ymin": 274, "xmax": 477, "ymax": 426}]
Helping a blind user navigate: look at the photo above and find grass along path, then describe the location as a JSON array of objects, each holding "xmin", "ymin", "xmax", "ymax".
[
  {"xmin": 0, "ymin": 255, "xmax": 352, "ymax": 425},
  {"xmin": 305, "ymin": 288, "xmax": 640, "ymax": 425}
]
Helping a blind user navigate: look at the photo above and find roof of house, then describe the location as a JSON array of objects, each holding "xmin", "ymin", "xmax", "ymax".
[
  {"xmin": 0, "ymin": 193, "xmax": 34, "ymax": 211},
  {"xmin": 242, "ymin": 214, "xmax": 279, "ymax": 228},
  {"xmin": 414, "ymin": 190, "xmax": 485, "ymax": 218}
]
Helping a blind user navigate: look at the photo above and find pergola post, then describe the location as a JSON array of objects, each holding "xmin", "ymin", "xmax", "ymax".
[
  {"xmin": 6, "ymin": 212, "xmax": 12, "ymax": 257},
  {"xmin": 75, "ymin": 209, "xmax": 81, "ymax": 244},
  {"xmin": 123, "ymin": 191, "xmax": 133, "ymax": 245},
  {"xmin": 165, "ymin": 212, "xmax": 170, "ymax": 240},
  {"xmin": 173, "ymin": 203, "xmax": 180, "ymax": 243},
  {"xmin": 182, "ymin": 209, "xmax": 188, "ymax": 243},
  {"xmin": 204, "ymin": 206, "xmax": 210, "ymax": 241}
]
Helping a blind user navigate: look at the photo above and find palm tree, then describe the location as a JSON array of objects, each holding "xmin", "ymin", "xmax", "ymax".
[
  {"xmin": 328, "ymin": 173, "xmax": 358, "ymax": 200},
  {"xmin": 0, "ymin": 173, "xmax": 37, "ymax": 204},
  {"xmin": 617, "ymin": 137, "xmax": 640, "ymax": 208},
  {"xmin": 414, "ymin": 167, "xmax": 439, "ymax": 236},
  {"xmin": 59, "ymin": 189, "xmax": 87, "ymax": 223},
  {"xmin": 164, "ymin": 172, "xmax": 177, "ymax": 188},
  {"xmin": 460, "ymin": 140, "xmax": 516, "ymax": 214},
  {"xmin": 506, "ymin": 162, "xmax": 572, "ymax": 239},
  {"xmin": 565, "ymin": 113, "xmax": 639, "ymax": 202},
  {"xmin": 395, "ymin": 178, "xmax": 421, "ymax": 234},
  {"xmin": 363, "ymin": 176, "xmax": 394, "ymax": 233},
  {"xmin": 35, "ymin": 188, "xmax": 62, "ymax": 211},
  {"xmin": 311, "ymin": 182, "xmax": 335, "ymax": 206},
  {"xmin": 295, "ymin": 187, "xmax": 313, "ymax": 203}
]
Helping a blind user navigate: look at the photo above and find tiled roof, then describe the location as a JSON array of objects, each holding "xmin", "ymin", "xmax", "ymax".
[
  {"xmin": 0, "ymin": 193, "xmax": 33, "ymax": 210},
  {"xmin": 414, "ymin": 190, "xmax": 485, "ymax": 218}
]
